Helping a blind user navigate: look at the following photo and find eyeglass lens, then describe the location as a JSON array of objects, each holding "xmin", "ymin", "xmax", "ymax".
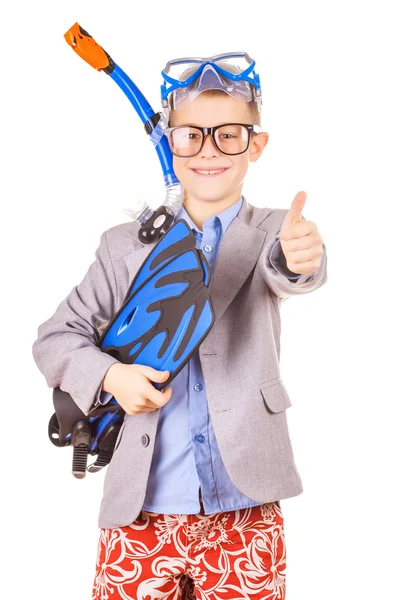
[{"xmin": 169, "ymin": 125, "xmax": 249, "ymax": 157}]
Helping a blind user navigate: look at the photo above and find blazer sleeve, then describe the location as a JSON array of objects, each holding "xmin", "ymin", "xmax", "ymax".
[
  {"xmin": 258, "ymin": 212, "xmax": 328, "ymax": 300},
  {"xmin": 31, "ymin": 230, "xmax": 121, "ymax": 416}
]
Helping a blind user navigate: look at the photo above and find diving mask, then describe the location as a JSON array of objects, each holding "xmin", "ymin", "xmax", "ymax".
[{"xmin": 161, "ymin": 52, "xmax": 262, "ymax": 112}]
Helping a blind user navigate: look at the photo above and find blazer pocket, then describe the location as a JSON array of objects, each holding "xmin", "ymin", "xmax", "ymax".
[{"xmin": 260, "ymin": 378, "xmax": 292, "ymax": 413}]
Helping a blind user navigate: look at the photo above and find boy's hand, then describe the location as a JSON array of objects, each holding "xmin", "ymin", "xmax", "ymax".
[
  {"xmin": 103, "ymin": 363, "xmax": 172, "ymax": 416},
  {"xmin": 279, "ymin": 191, "xmax": 324, "ymax": 276}
]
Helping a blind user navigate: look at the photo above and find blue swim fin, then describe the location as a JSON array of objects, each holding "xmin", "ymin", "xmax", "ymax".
[
  {"xmin": 99, "ymin": 218, "xmax": 214, "ymax": 389},
  {"xmin": 48, "ymin": 218, "xmax": 215, "ymax": 477}
]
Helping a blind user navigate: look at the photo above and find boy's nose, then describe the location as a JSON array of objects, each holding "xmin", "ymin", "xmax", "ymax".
[{"xmin": 200, "ymin": 133, "xmax": 220, "ymax": 156}]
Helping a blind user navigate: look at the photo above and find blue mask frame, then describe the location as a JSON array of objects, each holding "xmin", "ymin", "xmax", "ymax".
[{"xmin": 161, "ymin": 54, "xmax": 261, "ymax": 105}]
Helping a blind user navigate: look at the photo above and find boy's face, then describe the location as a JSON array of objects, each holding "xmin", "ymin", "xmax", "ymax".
[{"xmin": 168, "ymin": 93, "xmax": 269, "ymax": 207}]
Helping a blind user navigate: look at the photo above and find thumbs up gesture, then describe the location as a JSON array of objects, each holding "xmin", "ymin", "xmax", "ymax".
[{"xmin": 279, "ymin": 192, "xmax": 324, "ymax": 276}]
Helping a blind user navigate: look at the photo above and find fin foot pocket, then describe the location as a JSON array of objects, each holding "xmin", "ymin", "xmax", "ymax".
[{"xmin": 71, "ymin": 421, "xmax": 91, "ymax": 478}]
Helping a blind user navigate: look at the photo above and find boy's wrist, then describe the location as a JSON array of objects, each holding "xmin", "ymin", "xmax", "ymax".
[{"xmin": 102, "ymin": 362, "xmax": 121, "ymax": 394}]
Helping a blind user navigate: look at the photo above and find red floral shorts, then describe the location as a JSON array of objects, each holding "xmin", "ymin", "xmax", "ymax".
[{"xmin": 92, "ymin": 497, "xmax": 286, "ymax": 599}]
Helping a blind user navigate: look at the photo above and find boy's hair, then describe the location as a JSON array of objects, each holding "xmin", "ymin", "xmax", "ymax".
[{"xmin": 168, "ymin": 61, "xmax": 262, "ymax": 127}]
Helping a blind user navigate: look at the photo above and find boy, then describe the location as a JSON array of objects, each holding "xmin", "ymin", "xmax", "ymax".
[{"xmin": 32, "ymin": 54, "xmax": 327, "ymax": 599}]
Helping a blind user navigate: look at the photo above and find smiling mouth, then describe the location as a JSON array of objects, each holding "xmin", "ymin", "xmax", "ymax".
[{"xmin": 190, "ymin": 168, "xmax": 230, "ymax": 177}]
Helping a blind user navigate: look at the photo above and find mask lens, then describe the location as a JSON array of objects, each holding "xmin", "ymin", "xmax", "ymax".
[
  {"xmin": 215, "ymin": 124, "xmax": 249, "ymax": 154},
  {"xmin": 165, "ymin": 60, "xmax": 203, "ymax": 81},
  {"xmin": 170, "ymin": 126, "xmax": 203, "ymax": 157},
  {"xmin": 213, "ymin": 55, "xmax": 252, "ymax": 74}
]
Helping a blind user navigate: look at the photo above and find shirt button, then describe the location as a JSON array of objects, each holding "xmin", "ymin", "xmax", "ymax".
[
  {"xmin": 204, "ymin": 245, "xmax": 212, "ymax": 252},
  {"xmin": 193, "ymin": 383, "xmax": 203, "ymax": 392},
  {"xmin": 195, "ymin": 434, "xmax": 205, "ymax": 443}
]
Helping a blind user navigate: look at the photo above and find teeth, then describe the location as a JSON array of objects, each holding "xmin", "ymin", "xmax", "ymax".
[{"xmin": 194, "ymin": 169, "xmax": 225, "ymax": 175}]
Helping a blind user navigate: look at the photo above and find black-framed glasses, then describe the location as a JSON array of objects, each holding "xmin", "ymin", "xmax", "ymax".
[{"xmin": 163, "ymin": 123, "xmax": 260, "ymax": 157}]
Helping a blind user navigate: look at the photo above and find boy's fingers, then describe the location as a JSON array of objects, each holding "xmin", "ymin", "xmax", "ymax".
[{"xmin": 137, "ymin": 365, "xmax": 170, "ymax": 381}]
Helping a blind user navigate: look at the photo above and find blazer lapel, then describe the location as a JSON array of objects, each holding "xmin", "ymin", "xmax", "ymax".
[
  {"xmin": 122, "ymin": 222, "xmax": 155, "ymax": 282},
  {"xmin": 209, "ymin": 200, "xmax": 266, "ymax": 323}
]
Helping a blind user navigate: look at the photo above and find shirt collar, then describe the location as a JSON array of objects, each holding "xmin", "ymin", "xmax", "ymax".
[{"xmin": 176, "ymin": 195, "xmax": 244, "ymax": 236}]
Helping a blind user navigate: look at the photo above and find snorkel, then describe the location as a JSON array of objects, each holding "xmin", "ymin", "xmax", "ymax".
[
  {"xmin": 64, "ymin": 23, "xmax": 182, "ymax": 244},
  {"xmin": 64, "ymin": 28, "xmax": 262, "ymax": 244}
]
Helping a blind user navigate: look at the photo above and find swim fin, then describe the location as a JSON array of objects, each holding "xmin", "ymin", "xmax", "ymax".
[
  {"xmin": 99, "ymin": 218, "xmax": 215, "ymax": 389},
  {"xmin": 48, "ymin": 218, "xmax": 216, "ymax": 477}
]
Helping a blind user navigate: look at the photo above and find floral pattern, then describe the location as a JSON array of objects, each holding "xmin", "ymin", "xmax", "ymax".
[{"xmin": 92, "ymin": 500, "xmax": 286, "ymax": 599}]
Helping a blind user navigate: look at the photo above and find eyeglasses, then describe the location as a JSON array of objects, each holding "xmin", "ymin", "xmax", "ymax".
[{"xmin": 163, "ymin": 123, "xmax": 260, "ymax": 158}]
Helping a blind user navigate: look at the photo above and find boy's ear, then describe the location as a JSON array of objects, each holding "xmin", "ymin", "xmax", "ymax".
[{"xmin": 249, "ymin": 132, "xmax": 269, "ymax": 162}]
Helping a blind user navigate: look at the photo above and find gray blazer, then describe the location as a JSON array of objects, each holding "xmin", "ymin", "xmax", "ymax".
[{"xmin": 32, "ymin": 196, "xmax": 328, "ymax": 529}]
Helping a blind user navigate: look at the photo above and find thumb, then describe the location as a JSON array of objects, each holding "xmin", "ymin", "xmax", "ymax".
[{"xmin": 281, "ymin": 191, "xmax": 307, "ymax": 231}]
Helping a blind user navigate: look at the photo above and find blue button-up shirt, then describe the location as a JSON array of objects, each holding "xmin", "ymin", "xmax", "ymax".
[{"xmin": 96, "ymin": 195, "xmax": 302, "ymax": 515}]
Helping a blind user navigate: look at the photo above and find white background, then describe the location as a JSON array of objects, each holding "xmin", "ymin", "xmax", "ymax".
[{"xmin": 2, "ymin": 0, "xmax": 399, "ymax": 598}]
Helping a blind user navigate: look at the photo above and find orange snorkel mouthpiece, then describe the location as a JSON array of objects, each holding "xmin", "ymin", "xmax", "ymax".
[{"xmin": 64, "ymin": 22, "xmax": 114, "ymax": 72}]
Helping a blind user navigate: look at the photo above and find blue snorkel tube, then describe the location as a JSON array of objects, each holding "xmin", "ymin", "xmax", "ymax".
[{"xmin": 64, "ymin": 22, "xmax": 183, "ymax": 244}]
